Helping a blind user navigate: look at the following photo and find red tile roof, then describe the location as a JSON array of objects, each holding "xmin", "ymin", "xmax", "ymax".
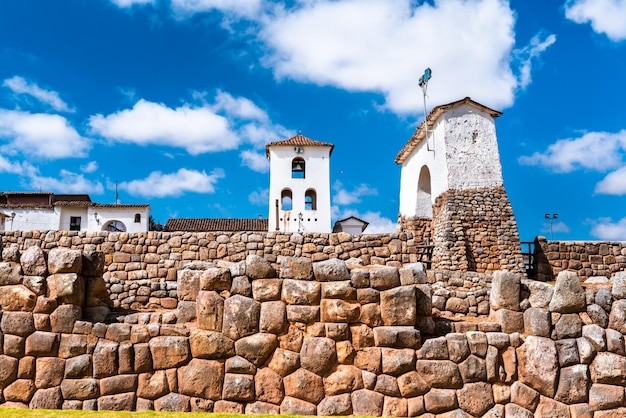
[
  {"xmin": 165, "ymin": 218, "xmax": 269, "ymax": 232},
  {"xmin": 266, "ymin": 134, "xmax": 334, "ymax": 157},
  {"xmin": 395, "ymin": 97, "xmax": 502, "ymax": 164}
]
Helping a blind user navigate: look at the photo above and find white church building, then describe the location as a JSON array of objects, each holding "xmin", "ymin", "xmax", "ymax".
[
  {"xmin": 266, "ymin": 134, "xmax": 334, "ymax": 233},
  {"xmin": 0, "ymin": 192, "xmax": 150, "ymax": 233}
]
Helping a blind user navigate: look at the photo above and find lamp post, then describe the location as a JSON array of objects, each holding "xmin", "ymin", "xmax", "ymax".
[{"xmin": 545, "ymin": 213, "xmax": 558, "ymax": 240}]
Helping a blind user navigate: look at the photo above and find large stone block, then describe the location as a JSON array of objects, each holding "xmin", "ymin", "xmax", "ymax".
[
  {"xmin": 50, "ymin": 304, "xmax": 81, "ymax": 334},
  {"xmin": 320, "ymin": 299, "xmax": 360, "ymax": 323},
  {"xmin": 369, "ymin": 266, "xmax": 400, "ymax": 290},
  {"xmin": 200, "ymin": 268, "xmax": 231, "ymax": 291},
  {"xmin": 351, "ymin": 389, "xmax": 384, "ymax": 416},
  {"xmin": 549, "ymin": 270, "xmax": 586, "ymax": 313},
  {"xmin": 517, "ymin": 336, "xmax": 559, "ymax": 397},
  {"xmin": 608, "ymin": 299, "xmax": 626, "ymax": 333},
  {"xmin": 280, "ymin": 257, "xmax": 313, "ymax": 280},
  {"xmin": 397, "ymin": 371, "xmax": 429, "ymax": 397},
  {"xmin": 30, "ymin": 387, "xmax": 63, "ymax": 410},
  {"xmin": 260, "ymin": 301, "xmax": 286, "ymax": 334},
  {"xmin": 245, "ymin": 255, "xmax": 276, "ymax": 279},
  {"xmin": 222, "ymin": 295, "xmax": 260, "ymax": 340},
  {"xmin": 0, "ymin": 261, "xmax": 21, "ymax": 285},
  {"xmin": 178, "ymin": 359, "xmax": 224, "ymax": 400},
  {"xmin": 612, "ymin": 271, "xmax": 626, "ymax": 300},
  {"xmin": 523, "ymin": 307, "xmax": 551, "ymax": 337},
  {"xmin": 81, "ymin": 251, "xmax": 105, "ymax": 277},
  {"xmin": 318, "ymin": 393, "xmax": 352, "ymax": 416},
  {"xmin": 177, "ymin": 269, "xmax": 202, "ymax": 301},
  {"xmin": 381, "ymin": 348, "xmax": 415, "ymax": 376},
  {"xmin": 1, "ymin": 311, "xmax": 35, "ymax": 336},
  {"xmin": 48, "ymin": 248, "xmax": 82, "ymax": 274},
  {"xmin": 268, "ymin": 348, "xmax": 300, "ymax": 377},
  {"xmin": 490, "ymin": 270, "xmax": 520, "ymax": 311},
  {"xmin": 251, "ymin": 279, "xmax": 282, "ymax": 301},
  {"xmin": 282, "ymin": 279, "xmax": 321, "ymax": 305},
  {"xmin": 137, "ymin": 371, "xmax": 168, "ymax": 400},
  {"xmin": 380, "ymin": 285, "xmax": 417, "ymax": 326},
  {"xmin": 323, "ymin": 365, "xmax": 363, "ymax": 396},
  {"xmin": 589, "ymin": 383, "xmax": 624, "ymax": 411},
  {"xmin": 255, "ymin": 367, "xmax": 284, "ymax": 405},
  {"xmin": 196, "ymin": 291, "xmax": 223, "ymax": 331},
  {"xmin": 154, "ymin": 393, "xmax": 190, "ymax": 412},
  {"xmin": 98, "ymin": 393, "xmax": 136, "ymax": 411},
  {"xmin": 590, "ymin": 351, "xmax": 626, "ymax": 386},
  {"xmin": 20, "ymin": 246, "xmax": 47, "ymax": 276},
  {"xmin": 554, "ymin": 364, "xmax": 589, "ymax": 404},
  {"xmin": 189, "ymin": 329, "xmax": 235, "ymax": 359},
  {"xmin": 312, "ymin": 258, "xmax": 350, "ymax": 282},
  {"xmin": 60, "ymin": 378, "xmax": 99, "ymax": 400},
  {"xmin": 457, "ymin": 381, "xmax": 494, "ymax": 416},
  {"xmin": 416, "ymin": 360, "xmax": 462, "ymax": 389},
  {"xmin": 284, "ymin": 368, "xmax": 324, "ymax": 404},
  {"xmin": 235, "ymin": 333, "xmax": 278, "ymax": 366},
  {"xmin": 65, "ymin": 354, "xmax": 92, "ymax": 379},
  {"xmin": 424, "ymin": 388, "xmax": 457, "ymax": 414},
  {"xmin": 222, "ymin": 373, "xmax": 254, "ymax": 402},
  {"xmin": 0, "ymin": 285, "xmax": 37, "ymax": 312},
  {"xmin": 280, "ymin": 396, "xmax": 317, "ymax": 415},
  {"xmin": 149, "ymin": 336, "xmax": 190, "ymax": 369},
  {"xmin": 99, "ymin": 374, "xmax": 138, "ymax": 396}
]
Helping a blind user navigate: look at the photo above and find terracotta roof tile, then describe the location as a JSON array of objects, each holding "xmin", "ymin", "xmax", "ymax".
[
  {"xmin": 266, "ymin": 134, "xmax": 334, "ymax": 157},
  {"xmin": 395, "ymin": 97, "xmax": 502, "ymax": 165},
  {"xmin": 165, "ymin": 218, "xmax": 269, "ymax": 232}
]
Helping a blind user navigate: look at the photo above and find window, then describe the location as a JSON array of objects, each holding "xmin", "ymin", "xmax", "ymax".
[
  {"xmin": 134, "ymin": 213, "xmax": 141, "ymax": 223},
  {"xmin": 292, "ymin": 157, "xmax": 305, "ymax": 178},
  {"xmin": 281, "ymin": 189, "xmax": 293, "ymax": 211},
  {"xmin": 305, "ymin": 189, "xmax": 317, "ymax": 210},
  {"xmin": 70, "ymin": 216, "xmax": 81, "ymax": 231}
]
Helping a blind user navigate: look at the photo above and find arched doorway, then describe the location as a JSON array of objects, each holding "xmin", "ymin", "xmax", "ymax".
[
  {"xmin": 102, "ymin": 220, "xmax": 127, "ymax": 232},
  {"xmin": 415, "ymin": 165, "xmax": 432, "ymax": 218}
]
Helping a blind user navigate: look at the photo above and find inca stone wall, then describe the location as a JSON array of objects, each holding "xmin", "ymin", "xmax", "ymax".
[
  {"xmin": 396, "ymin": 216, "xmax": 432, "ymax": 245},
  {"xmin": 533, "ymin": 236, "xmax": 626, "ymax": 282},
  {"xmin": 3, "ymin": 244, "xmax": 626, "ymax": 416},
  {"xmin": 430, "ymin": 187, "xmax": 524, "ymax": 274}
]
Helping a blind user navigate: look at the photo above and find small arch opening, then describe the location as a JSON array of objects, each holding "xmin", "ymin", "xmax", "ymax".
[
  {"xmin": 292, "ymin": 157, "xmax": 305, "ymax": 179},
  {"xmin": 305, "ymin": 189, "xmax": 317, "ymax": 210},
  {"xmin": 416, "ymin": 165, "xmax": 432, "ymax": 218},
  {"xmin": 281, "ymin": 189, "xmax": 293, "ymax": 211},
  {"xmin": 134, "ymin": 213, "xmax": 141, "ymax": 223},
  {"xmin": 102, "ymin": 220, "xmax": 127, "ymax": 232}
]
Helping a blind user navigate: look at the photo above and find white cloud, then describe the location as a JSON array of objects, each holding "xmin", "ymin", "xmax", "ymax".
[
  {"xmin": 541, "ymin": 220, "xmax": 571, "ymax": 235},
  {"xmin": 590, "ymin": 217, "xmax": 626, "ymax": 240},
  {"xmin": 89, "ymin": 99, "xmax": 238, "ymax": 154},
  {"xmin": 240, "ymin": 149, "xmax": 269, "ymax": 172},
  {"xmin": 80, "ymin": 161, "xmax": 99, "ymax": 174},
  {"xmin": 259, "ymin": 0, "xmax": 519, "ymax": 114},
  {"xmin": 248, "ymin": 188, "xmax": 268, "ymax": 206},
  {"xmin": 519, "ymin": 130, "xmax": 626, "ymax": 172},
  {"xmin": 565, "ymin": 0, "xmax": 626, "ymax": 41},
  {"xmin": 119, "ymin": 168, "xmax": 225, "ymax": 198},
  {"xmin": 0, "ymin": 110, "xmax": 90, "ymax": 159},
  {"xmin": 28, "ymin": 169, "xmax": 104, "ymax": 194},
  {"xmin": 110, "ymin": 0, "xmax": 155, "ymax": 7},
  {"xmin": 0, "ymin": 155, "xmax": 35, "ymax": 175},
  {"xmin": 2, "ymin": 76, "xmax": 73, "ymax": 112},
  {"xmin": 171, "ymin": 0, "xmax": 264, "ymax": 18},
  {"xmin": 515, "ymin": 33, "xmax": 557, "ymax": 89},
  {"xmin": 333, "ymin": 180, "xmax": 378, "ymax": 205},
  {"xmin": 89, "ymin": 92, "xmax": 288, "ymax": 154},
  {"xmin": 596, "ymin": 166, "xmax": 626, "ymax": 195}
]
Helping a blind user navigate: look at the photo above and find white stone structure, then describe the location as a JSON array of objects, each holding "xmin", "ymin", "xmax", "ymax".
[
  {"xmin": 266, "ymin": 134, "xmax": 333, "ymax": 233},
  {"xmin": 396, "ymin": 97, "xmax": 504, "ymax": 219},
  {"xmin": 0, "ymin": 192, "xmax": 149, "ymax": 233}
]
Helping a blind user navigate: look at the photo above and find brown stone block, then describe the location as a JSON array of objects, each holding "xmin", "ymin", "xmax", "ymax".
[
  {"xmin": 251, "ymin": 279, "xmax": 283, "ymax": 301},
  {"xmin": 318, "ymin": 393, "xmax": 352, "ymax": 416},
  {"xmin": 93, "ymin": 339, "xmax": 119, "ymax": 378},
  {"xmin": 280, "ymin": 396, "xmax": 317, "ymax": 415},
  {"xmin": 416, "ymin": 360, "xmax": 462, "ymax": 389},
  {"xmin": 284, "ymin": 368, "xmax": 324, "ymax": 404},
  {"xmin": 1, "ymin": 311, "xmax": 35, "ymax": 337},
  {"xmin": 35, "ymin": 357, "xmax": 65, "ymax": 389},
  {"xmin": 374, "ymin": 326, "xmax": 421, "ymax": 349},
  {"xmin": 381, "ymin": 347, "xmax": 415, "ymax": 376},
  {"xmin": 222, "ymin": 373, "xmax": 255, "ymax": 402},
  {"xmin": 222, "ymin": 295, "xmax": 260, "ymax": 340},
  {"xmin": 25, "ymin": 331, "xmax": 59, "ymax": 357},
  {"xmin": 351, "ymin": 389, "xmax": 384, "ymax": 416},
  {"xmin": 268, "ymin": 347, "xmax": 300, "ymax": 377},
  {"xmin": 286, "ymin": 305, "xmax": 319, "ymax": 323},
  {"xmin": 323, "ymin": 365, "xmax": 364, "ymax": 396},
  {"xmin": 260, "ymin": 300, "xmax": 287, "ymax": 333},
  {"xmin": 235, "ymin": 333, "xmax": 278, "ymax": 366},
  {"xmin": 300, "ymin": 336, "xmax": 336, "ymax": 375},
  {"xmin": 245, "ymin": 401, "xmax": 280, "ymax": 415},
  {"xmin": 380, "ymin": 285, "xmax": 417, "ymax": 326},
  {"xmin": 137, "ymin": 371, "xmax": 169, "ymax": 400},
  {"xmin": 0, "ymin": 285, "xmax": 37, "ymax": 312},
  {"xmin": 149, "ymin": 336, "xmax": 190, "ymax": 369},
  {"xmin": 60, "ymin": 378, "xmax": 99, "ymax": 400},
  {"xmin": 255, "ymin": 367, "xmax": 284, "ymax": 404},
  {"xmin": 354, "ymin": 347, "xmax": 381, "ymax": 374},
  {"xmin": 177, "ymin": 358, "xmax": 223, "ymax": 400},
  {"xmin": 99, "ymin": 374, "xmax": 138, "ymax": 396},
  {"xmin": 29, "ymin": 387, "xmax": 63, "ymax": 410}
]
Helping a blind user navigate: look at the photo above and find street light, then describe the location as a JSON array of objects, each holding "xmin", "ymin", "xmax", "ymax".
[{"xmin": 545, "ymin": 213, "xmax": 558, "ymax": 240}]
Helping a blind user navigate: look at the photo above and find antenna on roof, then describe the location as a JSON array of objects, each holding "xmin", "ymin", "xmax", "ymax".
[{"xmin": 418, "ymin": 68, "xmax": 435, "ymax": 152}]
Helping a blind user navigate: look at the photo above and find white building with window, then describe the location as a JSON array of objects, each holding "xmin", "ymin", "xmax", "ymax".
[
  {"xmin": 266, "ymin": 134, "xmax": 333, "ymax": 233},
  {"xmin": 0, "ymin": 192, "xmax": 150, "ymax": 233}
]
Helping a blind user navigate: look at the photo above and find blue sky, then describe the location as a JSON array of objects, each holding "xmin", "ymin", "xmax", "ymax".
[{"xmin": 1, "ymin": 0, "xmax": 625, "ymax": 241}]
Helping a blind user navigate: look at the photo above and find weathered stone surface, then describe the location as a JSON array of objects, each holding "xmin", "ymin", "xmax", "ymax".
[
  {"xmin": 424, "ymin": 388, "xmax": 457, "ymax": 413},
  {"xmin": 583, "ymin": 324, "xmax": 606, "ymax": 351},
  {"xmin": 245, "ymin": 401, "xmax": 280, "ymax": 415},
  {"xmin": 374, "ymin": 374, "xmax": 400, "ymax": 396},
  {"xmin": 608, "ymin": 299, "xmax": 626, "ymax": 334},
  {"xmin": 284, "ymin": 368, "xmax": 325, "ymax": 404},
  {"xmin": 60, "ymin": 378, "xmax": 99, "ymax": 400},
  {"xmin": 245, "ymin": 255, "xmax": 276, "ymax": 279},
  {"xmin": 313, "ymin": 258, "xmax": 349, "ymax": 282},
  {"xmin": 25, "ymin": 331, "xmax": 59, "ymax": 356},
  {"xmin": 511, "ymin": 381, "xmax": 540, "ymax": 411},
  {"xmin": 418, "ymin": 336, "xmax": 449, "ymax": 359},
  {"xmin": 523, "ymin": 307, "xmax": 551, "ymax": 337},
  {"xmin": 81, "ymin": 251, "xmax": 105, "ymax": 277},
  {"xmin": 53, "ymin": 273, "xmax": 84, "ymax": 306},
  {"xmin": 380, "ymin": 285, "xmax": 416, "ymax": 326},
  {"xmin": 48, "ymin": 248, "xmax": 82, "ymax": 274},
  {"xmin": 260, "ymin": 301, "xmax": 286, "ymax": 333},
  {"xmin": 300, "ymin": 337, "xmax": 336, "ymax": 375},
  {"xmin": 504, "ymin": 403, "xmax": 533, "ymax": 418},
  {"xmin": 351, "ymin": 389, "xmax": 384, "ymax": 416},
  {"xmin": 320, "ymin": 299, "xmax": 360, "ymax": 323},
  {"xmin": 154, "ymin": 393, "xmax": 190, "ymax": 412},
  {"xmin": 149, "ymin": 336, "xmax": 190, "ymax": 369},
  {"xmin": 213, "ymin": 400, "xmax": 244, "ymax": 413},
  {"xmin": 589, "ymin": 383, "xmax": 624, "ymax": 411},
  {"xmin": 596, "ymin": 287, "xmax": 613, "ymax": 312},
  {"xmin": 549, "ymin": 270, "xmax": 586, "ymax": 313},
  {"xmin": 369, "ymin": 266, "xmax": 400, "ymax": 290},
  {"xmin": 612, "ymin": 271, "xmax": 626, "ymax": 299},
  {"xmin": 490, "ymin": 271, "xmax": 520, "ymax": 311},
  {"xmin": 466, "ymin": 331, "xmax": 488, "ymax": 357},
  {"xmin": 458, "ymin": 354, "xmax": 487, "ymax": 383},
  {"xmin": 200, "ymin": 267, "xmax": 231, "ymax": 291},
  {"xmin": 317, "ymin": 393, "xmax": 352, "ymax": 416},
  {"xmin": 446, "ymin": 333, "xmax": 470, "ymax": 363},
  {"xmin": 177, "ymin": 358, "xmax": 223, "ymax": 400},
  {"xmin": 50, "ymin": 304, "xmax": 81, "ymax": 334},
  {"xmin": 590, "ymin": 351, "xmax": 626, "ymax": 385},
  {"xmin": 397, "ymin": 370, "xmax": 429, "ymax": 397},
  {"xmin": 105, "ymin": 323, "xmax": 131, "ymax": 342},
  {"xmin": 416, "ymin": 360, "xmax": 463, "ymax": 389},
  {"xmin": 35, "ymin": 357, "xmax": 65, "ymax": 388},
  {"xmin": 255, "ymin": 367, "xmax": 284, "ymax": 404},
  {"xmin": 4, "ymin": 379, "xmax": 36, "ymax": 403},
  {"xmin": 516, "ymin": 335, "xmax": 559, "ymax": 397},
  {"xmin": 322, "ymin": 281, "xmax": 356, "ymax": 300},
  {"xmin": 373, "ymin": 326, "xmax": 420, "ymax": 348},
  {"xmin": 381, "ymin": 348, "xmax": 415, "ymax": 376},
  {"xmin": 196, "ymin": 291, "xmax": 223, "ymax": 331},
  {"xmin": 222, "ymin": 295, "xmax": 260, "ymax": 340},
  {"xmin": 280, "ymin": 396, "xmax": 317, "ymax": 415},
  {"xmin": 606, "ymin": 328, "xmax": 625, "ymax": 355},
  {"xmin": 64, "ymin": 354, "xmax": 91, "ymax": 379},
  {"xmin": 555, "ymin": 313, "xmax": 583, "ymax": 339},
  {"xmin": 30, "ymin": 387, "xmax": 63, "ymax": 409},
  {"xmin": 137, "ymin": 371, "xmax": 168, "ymax": 400},
  {"xmin": 556, "ymin": 338, "xmax": 580, "ymax": 367},
  {"xmin": 0, "ymin": 261, "xmax": 21, "ymax": 285},
  {"xmin": 286, "ymin": 305, "xmax": 319, "ymax": 323},
  {"xmin": 282, "ymin": 279, "xmax": 321, "ymax": 305},
  {"xmin": 234, "ymin": 333, "xmax": 278, "ymax": 366},
  {"xmin": 446, "ymin": 297, "xmax": 470, "ymax": 314},
  {"xmin": 189, "ymin": 329, "xmax": 235, "ymax": 359},
  {"xmin": 99, "ymin": 375, "xmax": 138, "ymax": 396},
  {"xmin": 225, "ymin": 356, "xmax": 256, "ymax": 374},
  {"xmin": 535, "ymin": 396, "xmax": 569, "ymax": 418},
  {"xmin": 177, "ymin": 269, "xmax": 201, "ymax": 301},
  {"xmin": 279, "ymin": 257, "xmax": 313, "ymax": 280},
  {"xmin": 20, "ymin": 246, "xmax": 47, "ymax": 276},
  {"xmin": 1, "ymin": 311, "xmax": 35, "ymax": 338},
  {"xmin": 354, "ymin": 347, "xmax": 381, "ymax": 374},
  {"xmin": 223, "ymin": 373, "xmax": 255, "ymax": 402},
  {"xmin": 23, "ymin": 276, "xmax": 46, "ymax": 296},
  {"xmin": 554, "ymin": 364, "xmax": 589, "ymax": 404},
  {"xmin": 526, "ymin": 279, "xmax": 554, "ymax": 308},
  {"xmin": 323, "ymin": 365, "xmax": 363, "ymax": 396},
  {"xmin": 587, "ymin": 304, "xmax": 609, "ymax": 328},
  {"xmin": 251, "ymin": 279, "xmax": 282, "ymax": 302},
  {"xmin": 457, "ymin": 382, "xmax": 494, "ymax": 416}
]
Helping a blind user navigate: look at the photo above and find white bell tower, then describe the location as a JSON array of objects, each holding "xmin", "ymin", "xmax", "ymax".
[{"xmin": 266, "ymin": 134, "xmax": 333, "ymax": 233}]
